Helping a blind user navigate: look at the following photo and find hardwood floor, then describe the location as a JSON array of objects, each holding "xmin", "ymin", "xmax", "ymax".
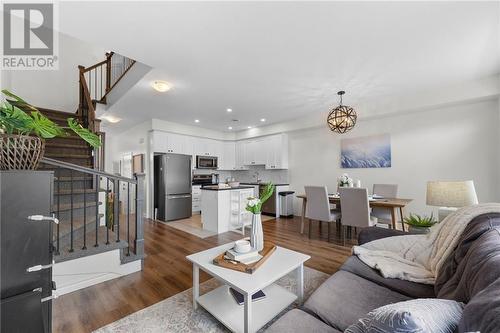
[{"xmin": 52, "ymin": 216, "xmax": 354, "ymax": 333}]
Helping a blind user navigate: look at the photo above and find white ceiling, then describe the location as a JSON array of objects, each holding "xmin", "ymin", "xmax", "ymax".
[{"xmin": 58, "ymin": 1, "xmax": 500, "ymax": 133}]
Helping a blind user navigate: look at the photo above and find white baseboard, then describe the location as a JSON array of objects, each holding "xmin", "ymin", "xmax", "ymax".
[{"xmin": 53, "ymin": 249, "xmax": 141, "ymax": 296}]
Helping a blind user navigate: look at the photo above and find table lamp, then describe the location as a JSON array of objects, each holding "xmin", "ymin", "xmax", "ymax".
[{"xmin": 426, "ymin": 180, "xmax": 478, "ymax": 221}]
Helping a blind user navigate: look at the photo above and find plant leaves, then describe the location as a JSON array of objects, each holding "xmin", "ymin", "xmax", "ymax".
[
  {"xmin": 1, "ymin": 89, "xmax": 38, "ymax": 111},
  {"xmin": 0, "ymin": 103, "xmax": 32, "ymax": 134},
  {"xmin": 67, "ymin": 118, "xmax": 101, "ymax": 148},
  {"xmin": 28, "ymin": 111, "xmax": 66, "ymax": 138}
]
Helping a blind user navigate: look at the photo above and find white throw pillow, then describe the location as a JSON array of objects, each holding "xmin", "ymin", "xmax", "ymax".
[{"xmin": 345, "ymin": 298, "xmax": 464, "ymax": 333}]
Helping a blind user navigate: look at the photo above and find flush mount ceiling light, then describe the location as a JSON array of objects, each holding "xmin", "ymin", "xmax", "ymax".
[
  {"xmin": 151, "ymin": 80, "xmax": 171, "ymax": 92},
  {"xmin": 227, "ymin": 108, "xmax": 233, "ymax": 113},
  {"xmin": 327, "ymin": 91, "xmax": 357, "ymax": 134},
  {"xmin": 228, "ymin": 126, "xmax": 233, "ymax": 130},
  {"xmin": 260, "ymin": 118, "xmax": 266, "ymax": 122},
  {"xmin": 194, "ymin": 119, "xmax": 200, "ymax": 123},
  {"xmin": 100, "ymin": 114, "xmax": 121, "ymax": 123}
]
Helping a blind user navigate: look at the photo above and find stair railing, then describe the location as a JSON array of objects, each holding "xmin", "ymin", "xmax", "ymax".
[
  {"xmin": 41, "ymin": 157, "xmax": 145, "ymax": 262},
  {"xmin": 77, "ymin": 52, "xmax": 135, "ymax": 170}
]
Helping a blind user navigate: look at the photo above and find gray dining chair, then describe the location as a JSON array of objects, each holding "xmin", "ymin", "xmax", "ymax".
[
  {"xmin": 371, "ymin": 184, "xmax": 398, "ymax": 228},
  {"xmin": 339, "ymin": 187, "xmax": 377, "ymax": 245},
  {"xmin": 305, "ymin": 186, "xmax": 341, "ymax": 241}
]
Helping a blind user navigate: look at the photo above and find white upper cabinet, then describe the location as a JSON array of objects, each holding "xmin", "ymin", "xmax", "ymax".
[
  {"xmin": 152, "ymin": 131, "xmax": 288, "ymax": 170},
  {"xmin": 235, "ymin": 141, "xmax": 249, "ymax": 170},
  {"xmin": 152, "ymin": 131, "xmax": 189, "ymax": 155},
  {"xmin": 219, "ymin": 142, "xmax": 236, "ymax": 170},
  {"xmin": 265, "ymin": 134, "xmax": 289, "ymax": 169}
]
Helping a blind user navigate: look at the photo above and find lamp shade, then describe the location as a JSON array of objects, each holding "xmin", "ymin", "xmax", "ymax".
[{"xmin": 426, "ymin": 181, "xmax": 478, "ymax": 207}]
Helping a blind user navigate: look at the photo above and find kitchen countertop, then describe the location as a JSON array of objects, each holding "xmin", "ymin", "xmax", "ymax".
[
  {"xmin": 201, "ymin": 185, "xmax": 255, "ymax": 191},
  {"xmin": 240, "ymin": 182, "xmax": 290, "ymax": 186}
]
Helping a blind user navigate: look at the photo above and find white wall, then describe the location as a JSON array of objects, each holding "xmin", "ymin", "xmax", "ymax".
[
  {"xmin": 1, "ymin": 32, "xmax": 105, "ymax": 111},
  {"xmin": 287, "ymin": 98, "xmax": 500, "ymax": 217}
]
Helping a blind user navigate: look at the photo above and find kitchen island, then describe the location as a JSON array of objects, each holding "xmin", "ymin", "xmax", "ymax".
[{"xmin": 201, "ymin": 186, "xmax": 256, "ymax": 234}]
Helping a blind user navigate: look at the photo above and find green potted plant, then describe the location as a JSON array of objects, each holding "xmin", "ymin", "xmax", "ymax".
[
  {"xmin": 403, "ymin": 213, "xmax": 438, "ymax": 234},
  {"xmin": 0, "ymin": 89, "xmax": 101, "ymax": 170},
  {"xmin": 246, "ymin": 182, "xmax": 275, "ymax": 251}
]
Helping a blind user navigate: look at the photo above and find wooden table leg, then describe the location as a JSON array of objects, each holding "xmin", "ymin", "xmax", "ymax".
[
  {"xmin": 300, "ymin": 199, "xmax": 306, "ymax": 234},
  {"xmin": 391, "ymin": 208, "xmax": 397, "ymax": 230},
  {"xmin": 399, "ymin": 207, "xmax": 406, "ymax": 231}
]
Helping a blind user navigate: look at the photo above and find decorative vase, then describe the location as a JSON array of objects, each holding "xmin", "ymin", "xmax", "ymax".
[
  {"xmin": 0, "ymin": 134, "xmax": 45, "ymax": 170},
  {"xmin": 250, "ymin": 213, "xmax": 264, "ymax": 251},
  {"xmin": 408, "ymin": 225, "xmax": 431, "ymax": 234}
]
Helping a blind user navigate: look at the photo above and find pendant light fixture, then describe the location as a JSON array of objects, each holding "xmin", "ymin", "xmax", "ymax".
[{"xmin": 327, "ymin": 91, "xmax": 357, "ymax": 134}]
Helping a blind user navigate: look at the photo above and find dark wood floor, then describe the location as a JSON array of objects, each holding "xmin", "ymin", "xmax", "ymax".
[{"xmin": 52, "ymin": 216, "xmax": 354, "ymax": 333}]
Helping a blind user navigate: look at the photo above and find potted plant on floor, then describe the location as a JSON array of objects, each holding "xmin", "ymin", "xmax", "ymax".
[
  {"xmin": 403, "ymin": 213, "xmax": 438, "ymax": 234},
  {"xmin": 246, "ymin": 182, "xmax": 275, "ymax": 251},
  {"xmin": 0, "ymin": 90, "xmax": 101, "ymax": 170}
]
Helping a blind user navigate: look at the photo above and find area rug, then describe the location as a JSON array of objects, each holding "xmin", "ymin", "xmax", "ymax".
[{"xmin": 94, "ymin": 266, "xmax": 329, "ymax": 333}]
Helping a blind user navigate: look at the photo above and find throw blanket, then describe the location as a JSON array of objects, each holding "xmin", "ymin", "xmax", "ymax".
[{"xmin": 352, "ymin": 203, "xmax": 500, "ymax": 284}]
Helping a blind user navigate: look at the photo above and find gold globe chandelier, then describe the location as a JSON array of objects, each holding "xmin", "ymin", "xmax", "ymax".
[{"xmin": 327, "ymin": 91, "xmax": 357, "ymax": 134}]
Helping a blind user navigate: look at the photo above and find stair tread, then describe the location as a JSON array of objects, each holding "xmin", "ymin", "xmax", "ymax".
[
  {"xmin": 53, "ymin": 201, "xmax": 102, "ymax": 212},
  {"xmin": 55, "ymin": 188, "xmax": 106, "ymax": 195},
  {"xmin": 55, "ymin": 226, "xmax": 129, "ymax": 263},
  {"xmin": 55, "ymin": 176, "xmax": 95, "ymax": 181},
  {"xmin": 45, "ymin": 142, "xmax": 90, "ymax": 149},
  {"xmin": 44, "ymin": 153, "xmax": 92, "ymax": 159}
]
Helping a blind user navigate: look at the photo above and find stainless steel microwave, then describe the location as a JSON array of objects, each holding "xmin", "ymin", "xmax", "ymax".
[{"xmin": 196, "ymin": 155, "xmax": 218, "ymax": 169}]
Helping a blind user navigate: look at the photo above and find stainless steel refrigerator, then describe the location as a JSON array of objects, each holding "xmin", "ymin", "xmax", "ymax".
[{"xmin": 154, "ymin": 154, "xmax": 192, "ymax": 221}]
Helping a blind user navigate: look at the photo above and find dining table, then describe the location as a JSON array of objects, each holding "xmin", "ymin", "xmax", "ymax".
[{"xmin": 296, "ymin": 194, "xmax": 413, "ymax": 233}]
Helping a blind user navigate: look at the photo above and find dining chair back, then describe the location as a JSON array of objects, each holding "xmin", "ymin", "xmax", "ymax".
[
  {"xmin": 305, "ymin": 186, "xmax": 332, "ymax": 222},
  {"xmin": 339, "ymin": 187, "xmax": 373, "ymax": 228},
  {"xmin": 372, "ymin": 184, "xmax": 398, "ymax": 223}
]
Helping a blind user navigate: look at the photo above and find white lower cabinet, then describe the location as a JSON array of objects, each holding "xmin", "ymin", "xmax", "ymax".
[{"xmin": 192, "ymin": 185, "xmax": 201, "ymax": 213}]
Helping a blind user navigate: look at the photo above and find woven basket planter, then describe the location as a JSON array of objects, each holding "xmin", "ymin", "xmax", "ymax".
[{"xmin": 0, "ymin": 134, "xmax": 45, "ymax": 170}]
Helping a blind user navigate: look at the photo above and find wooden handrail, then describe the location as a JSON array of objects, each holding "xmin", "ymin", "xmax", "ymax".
[
  {"xmin": 102, "ymin": 59, "xmax": 136, "ymax": 100},
  {"xmin": 81, "ymin": 59, "xmax": 107, "ymax": 73}
]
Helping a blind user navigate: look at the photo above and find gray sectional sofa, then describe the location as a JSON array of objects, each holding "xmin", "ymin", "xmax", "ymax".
[{"xmin": 267, "ymin": 213, "xmax": 500, "ymax": 333}]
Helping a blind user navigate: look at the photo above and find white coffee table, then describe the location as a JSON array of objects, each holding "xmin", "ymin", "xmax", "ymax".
[{"xmin": 186, "ymin": 243, "xmax": 310, "ymax": 333}]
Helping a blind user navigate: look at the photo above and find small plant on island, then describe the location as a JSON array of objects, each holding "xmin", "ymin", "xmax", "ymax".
[{"xmin": 246, "ymin": 182, "xmax": 275, "ymax": 214}]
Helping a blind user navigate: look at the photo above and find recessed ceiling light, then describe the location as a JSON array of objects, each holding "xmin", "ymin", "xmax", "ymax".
[
  {"xmin": 247, "ymin": 126, "xmax": 252, "ymax": 129},
  {"xmin": 100, "ymin": 114, "xmax": 121, "ymax": 123},
  {"xmin": 260, "ymin": 118, "xmax": 266, "ymax": 122},
  {"xmin": 228, "ymin": 126, "xmax": 233, "ymax": 130},
  {"xmin": 226, "ymin": 108, "xmax": 232, "ymax": 113},
  {"xmin": 194, "ymin": 119, "xmax": 200, "ymax": 123},
  {"xmin": 151, "ymin": 80, "xmax": 171, "ymax": 92}
]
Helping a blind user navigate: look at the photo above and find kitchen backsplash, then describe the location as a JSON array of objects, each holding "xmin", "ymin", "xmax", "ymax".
[
  {"xmin": 232, "ymin": 165, "xmax": 289, "ymax": 184},
  {"xmin": 193, "ymin": 165, "xmax": 289, "ymax": 184}
]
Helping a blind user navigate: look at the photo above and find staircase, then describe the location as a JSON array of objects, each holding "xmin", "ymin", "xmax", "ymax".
[{"xmin": 33, "ymin": 52, "xmax": 142, "ymax": 270}]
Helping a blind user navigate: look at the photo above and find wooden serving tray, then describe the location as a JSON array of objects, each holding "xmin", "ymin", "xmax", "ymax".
[{"xmin": 213, "ymin": 243, "xmax": 277, "ymax": 274}]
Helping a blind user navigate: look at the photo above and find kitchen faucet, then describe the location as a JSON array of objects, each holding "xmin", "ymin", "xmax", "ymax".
[{"xmin": 254, "ymin": 171, "xmax": 261, "ymax": 183}]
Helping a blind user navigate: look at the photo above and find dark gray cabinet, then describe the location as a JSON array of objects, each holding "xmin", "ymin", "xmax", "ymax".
[{"xmin": 1, "ymin": 171, "xmax": 54, "ymax": 333}]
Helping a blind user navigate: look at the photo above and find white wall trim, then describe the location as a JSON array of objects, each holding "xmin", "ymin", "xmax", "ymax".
[{"xmin": 53, "ymin": 250, "xmax": 141, "ymax": 296}]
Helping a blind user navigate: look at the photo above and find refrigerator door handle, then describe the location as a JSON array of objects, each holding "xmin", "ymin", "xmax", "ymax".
[{"xmin": 168, "ymin": 195, "xmax": 192, "ymax": 199}]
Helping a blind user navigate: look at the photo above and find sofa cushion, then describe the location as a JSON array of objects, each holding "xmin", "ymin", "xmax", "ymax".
[
  {"xmin": 435, "ymin": 213, "xmax": 500, "ymax": 302},
  {"xmin": 340, "ymin": 256, "xmax": 435, "ymax": 299},
  {"xmin": 357, "ymin": 227, "xmax": 407, "ymax": 245},
  {"xmin": 458, "ymin": 276, "xmax": 500, "ymax": 333},
  {"xmin": 265, "ymin": 309, "xmax": 340, "ymax": 333},
  {"xmin": 344, "ymin": 298, "xmax": 464, "ymax": 333},
  {"xmin": 303, "ymin": 271, "xmax": 410, "ymax": 331}
]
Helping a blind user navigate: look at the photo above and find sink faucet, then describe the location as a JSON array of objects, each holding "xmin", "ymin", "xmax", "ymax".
[{"xmin": 254, "ymin": 171, "xmax": 261, "ymax": 183}]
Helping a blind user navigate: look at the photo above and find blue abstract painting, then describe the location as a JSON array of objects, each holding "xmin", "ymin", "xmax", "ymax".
[{"xmin": 341, "ymin": 134, "xmax": 391, "ymax": 168}]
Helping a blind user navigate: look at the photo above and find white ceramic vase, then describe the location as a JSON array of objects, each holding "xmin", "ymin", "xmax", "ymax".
[{"xmin": 250, "ymin": 213, "xmax": 264, "ymax": 251}]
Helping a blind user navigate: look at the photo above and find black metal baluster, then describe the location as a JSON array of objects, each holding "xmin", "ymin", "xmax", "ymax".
[
  {"xmin": 106, "ymin": 178, "xmax": 110, "ymax": 245},
  {"xmin": 126, "ymin": 182, "xmax": 130, "ymax": 256},
  {"xmin": 94, "ymin": 175, "xmax": 99, "ymax": 247},
  {"xmin": 115, "ymin": 180, "xmax": 120, "ymax": 242},
  {"xmin": 82, "ymin": 172, "xmax": 87, "ymax": 250},
  {"xmin": 69, "ymin": 169, "xmax": 74, "ymax": 252},
  {"xmin": 56, "ymin": 167, "xmax": 60, "ymax": 255}
]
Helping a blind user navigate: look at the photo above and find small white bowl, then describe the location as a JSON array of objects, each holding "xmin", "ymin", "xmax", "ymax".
[{"xmin": 234, "ymin": 240, "xmax": 251, "ymax": 253}]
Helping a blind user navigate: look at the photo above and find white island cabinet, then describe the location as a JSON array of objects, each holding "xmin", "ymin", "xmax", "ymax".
[{"xmin": 201, "ymin": 187, "xmax": 254, "ymax": 234}]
